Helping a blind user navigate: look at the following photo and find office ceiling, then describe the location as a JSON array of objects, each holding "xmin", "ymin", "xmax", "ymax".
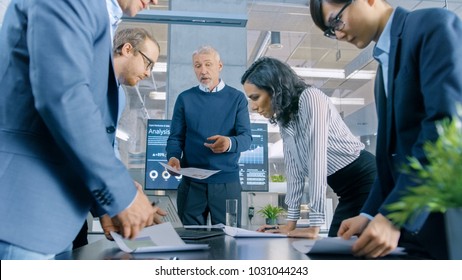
[{"xmin": 119, "ymin": 0, "xmax": 462, "ymax": 137}]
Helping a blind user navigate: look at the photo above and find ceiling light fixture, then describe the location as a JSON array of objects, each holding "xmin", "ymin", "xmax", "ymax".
[
  {"xmin": 149, "ymin": 91, "xmax": 166, "ymax": 100},
  {"xmin": 123, "ymin": 10, "xmax": 248, "ymax": 27},
  {"xmin": 293, "ymin": 67, "xmax": 376, "ymax": 80},
  {"xmin": 330, "ymin": 97, "xmax": 365, "ymax": 105},
  {"xmin": 152, "ymin": 62, "xmax": 167, "ymax": 73},
  {"xmin": 268, "ymin": 31, "xmax": 283, "ymax": 49}
]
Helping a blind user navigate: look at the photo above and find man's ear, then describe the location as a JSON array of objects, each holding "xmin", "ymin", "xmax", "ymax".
[{"xmin": 121, "ymin": 42, "xmax": 133, "ymax": 56}]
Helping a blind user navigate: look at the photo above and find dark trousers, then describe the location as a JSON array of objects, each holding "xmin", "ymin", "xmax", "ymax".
[
  {"xmin": 72, "ymin": 221, "xmax": 88, "ymax": 250},
  {"xmin": 177, "ymin": 179, "xmax": 241, "ymax": 226},
  {"xmin": 327, "ymin": 150, "xmax": 377, "ymax": 237}
]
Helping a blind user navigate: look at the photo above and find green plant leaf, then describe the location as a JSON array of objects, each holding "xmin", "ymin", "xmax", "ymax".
[{"xmin": 257, "ymin": 204, "xmax": 285, "ymax": 220}]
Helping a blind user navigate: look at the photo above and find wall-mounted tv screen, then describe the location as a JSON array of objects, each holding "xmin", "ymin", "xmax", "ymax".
[
  {"xmin": 144, "ymin": 119, "xmax": 182, "ymax": 191},
  {"xmin": 144, "ymin": 119, "xmax": 268, "ymax": 192},
  {"xmin": 239, "ymin": 123, "xmax": 268, "ymax": 192}
]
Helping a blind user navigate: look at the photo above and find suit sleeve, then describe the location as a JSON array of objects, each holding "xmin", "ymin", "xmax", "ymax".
[{"xmin": 28, "ymin": 0, "xmax": 136, "ymax": 216}]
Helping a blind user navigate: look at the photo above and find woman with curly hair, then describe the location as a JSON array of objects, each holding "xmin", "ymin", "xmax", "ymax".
[{"xmin": 241, "ymin": 57, "xmax": 376, "ymax": 238}]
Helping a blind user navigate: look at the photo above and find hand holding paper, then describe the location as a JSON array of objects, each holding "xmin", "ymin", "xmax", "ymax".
[
  {"xmin": 110, "ymin": 222, "xmax": 209, "ymax": 253},
  {"xmin": 160, "ymin": 162, "xmax": 220, "ymax": 180}
]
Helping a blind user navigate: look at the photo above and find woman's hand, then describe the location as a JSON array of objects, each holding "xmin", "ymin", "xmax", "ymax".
[
  {"xmin": 257, "ymin": 220, "xmax": 296, "ymax": 234},
  {"xmin": 257, "ymin": 222, "xmax": 320, "ymax": 239},
  {"xmin": 286, "ymin": 226, "xmax": 320, "ymax": 239}
]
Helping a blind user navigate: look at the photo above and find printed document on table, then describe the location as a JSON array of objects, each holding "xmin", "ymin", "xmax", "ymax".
[
  {"xmin": 159, "ymin": 162, "xmax": 220, "ymax": 180},
  {"xmin": 110, "ymin": 222, "xmax": 209, "ymax": 253},
  {"xmin": 292, "ymin": 237, "xmax": 406, "ymax": 255},
  {"xmin": 223, "ymin": 226, "xmax": 287, "ymax": 238}
]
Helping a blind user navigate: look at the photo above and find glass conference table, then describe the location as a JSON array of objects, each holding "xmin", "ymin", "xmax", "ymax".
[
  {"xmin": 56, "ymin": 233, "xmax": 312, "ymax": 260},
  {"xmin": 55, "ymin": 232, "xmax": 419, "ymax": 260}
]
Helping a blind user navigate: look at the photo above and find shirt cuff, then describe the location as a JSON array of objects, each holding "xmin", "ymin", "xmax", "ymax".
[
  {"xmin": 308, "ymin": 212, "xmax": 325, "ymax": 226},
  {"xmin": 286, "ymin": 207, "xmax": 301, "ymax": 221},
  {"xmin": 360, "ymin": 212, "xmax": 374, "ymax": 221},
  {"xmin": 226, "ymin": 137, "xmax": 232, "ymax": 152}
]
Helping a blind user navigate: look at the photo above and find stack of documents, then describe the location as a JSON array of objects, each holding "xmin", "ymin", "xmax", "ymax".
[{"xmin": 110, "ymin": 222, "xmax": 209, "ymax": 253}]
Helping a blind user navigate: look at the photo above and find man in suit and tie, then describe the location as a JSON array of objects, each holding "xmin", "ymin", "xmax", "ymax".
[
  {"xmin": 310, "ymin": 0, "xmax": 462, "ymax": 259},
  {"xmin": 0, "ymin": 0, "xmax": 160, "ymax": 259}
]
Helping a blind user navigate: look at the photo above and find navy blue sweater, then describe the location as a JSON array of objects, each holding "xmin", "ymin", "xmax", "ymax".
[{"xmin": 166, "ymin": 85, "xmax": 252, "ymax": 183}]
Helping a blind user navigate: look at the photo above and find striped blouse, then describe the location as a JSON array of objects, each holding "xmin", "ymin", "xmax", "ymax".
[{"xmin": 280, "ymin": 87, "xmax": 364, "ymax": 226}]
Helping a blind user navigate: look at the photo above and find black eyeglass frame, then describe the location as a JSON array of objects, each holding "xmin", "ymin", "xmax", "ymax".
[
  {"xmin": 323, "ymin": 0, "xmax": 353, "ymax": 39},
  {"xmin": 138, "ymin": 50, "xmax": 154, "ymax": 72}
]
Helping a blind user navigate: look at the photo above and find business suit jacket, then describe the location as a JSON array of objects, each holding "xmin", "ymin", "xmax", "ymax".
[
  {"xmin": 361, "ymin": 7, "xmax": 462, "ymax": 258},
  {"xmin": 0, "ymin": 0, "xmax": 136, "ymax": 254}
]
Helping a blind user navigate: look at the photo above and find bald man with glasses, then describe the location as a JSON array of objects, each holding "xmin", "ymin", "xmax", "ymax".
[{"xmin": 310, "ymin": 0, "xmax": 462, "ymax": 259}]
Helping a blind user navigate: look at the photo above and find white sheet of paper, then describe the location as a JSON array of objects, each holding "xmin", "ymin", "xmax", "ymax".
[
  {"xmin": 292, "ymin": 237, "xmax": 406, "ymax": 255},
  {"xmin": 110, "ymin": 222, "xmax": 209, "ymax": 253},
  {"xmin": 159, "ymin": 162, "xmax": 220, "ymax": 180},
  {"xmin": 223, "ymin": 226, "xmax": 287, "ymax": 238}
]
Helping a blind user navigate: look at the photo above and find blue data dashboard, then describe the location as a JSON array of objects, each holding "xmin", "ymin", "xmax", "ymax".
[{"xmin": 144, "ymin": 119, "xmax": 268, "ymax": 192}]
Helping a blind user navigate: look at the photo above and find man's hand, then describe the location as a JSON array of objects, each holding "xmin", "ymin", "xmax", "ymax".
[
  {"xmin": 100, "ymin": 214, "xmax": 117, "ymax": 241},
  {"xmin": 337, "ymin": 215, "xmax": 369, "ymax": 239},
  {"xmin": 340, "ymin": 214, "xmax": 400, "ymax": 258},
  {"xmin": 204, "ymin": 135, "xmax": 230, "ymax": 153},
  {"xmin": 100, "ymin": 204, "xmax": 167, "ymax": 241},
  {"xmin": 167, "ymin": 157, "xmax": 181, "ymax": 176},
  {"xmin": 111, "ymin": 182, "xmax": 155, "ymax": 239}
]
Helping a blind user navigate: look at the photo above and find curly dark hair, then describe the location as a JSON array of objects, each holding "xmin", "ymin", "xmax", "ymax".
[{"xmin": 241, "ymin": 57, "xmax": 309, "ymax": 127}]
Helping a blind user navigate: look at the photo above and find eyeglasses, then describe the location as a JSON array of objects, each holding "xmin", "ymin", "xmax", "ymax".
[
  {"xmin": 324, "ymin": 0, "xmax": 353, "ymax": 39},
  {"xmin": 138, "ymin": 50, "xmax": 154, "ymax": 72}
]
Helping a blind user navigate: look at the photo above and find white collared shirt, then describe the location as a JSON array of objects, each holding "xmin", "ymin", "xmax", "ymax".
[
  {"xmin": 373, "ymin": 9, "xmax": 395, "ymax": 97},
  {"xmin": 198, "ymin": 79, "xmax": 225, "ymax": 93},
  {"xmin": 106, "ymin": 0, "xmax": 123, "ymax": 40}
]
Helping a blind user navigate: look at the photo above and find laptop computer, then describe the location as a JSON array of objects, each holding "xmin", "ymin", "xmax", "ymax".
[{"xmin": 149, "ymin": 195, "xmax": 225, "ymax": 240}]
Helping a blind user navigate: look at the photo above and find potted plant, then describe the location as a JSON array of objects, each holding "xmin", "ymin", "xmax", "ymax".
[
  {"xmin": 386, "ymin": 110, "xmax": 462, "ymax": 259},
  {"xmin": 257, "ymin": 204, "xmax": 285, "ymax": 225}
]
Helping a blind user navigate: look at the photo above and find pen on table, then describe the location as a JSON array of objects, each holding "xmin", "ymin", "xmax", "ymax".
[{"xmin": 264, "ymin": 226, "xmax": 279, "ymax": 231}]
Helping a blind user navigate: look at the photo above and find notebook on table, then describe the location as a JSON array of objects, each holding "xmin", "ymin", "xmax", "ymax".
[{"xmin": 149, "ymin": 195, "xmax": 225, "ymax": 240}]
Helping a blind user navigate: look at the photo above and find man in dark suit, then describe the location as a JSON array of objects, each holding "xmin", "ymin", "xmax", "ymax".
[
  {"xmin": 310, "ymin": 0, "xmax": 462, "ymax": 259},
  {"xmin": 0, "ymin": 0, "xmax": 160, "ymax": 259}
]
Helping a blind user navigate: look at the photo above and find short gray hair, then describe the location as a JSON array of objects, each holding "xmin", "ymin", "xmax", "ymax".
[{"xmin": 192, "ymin": 45, "xmax": 221, "ymax": 61}]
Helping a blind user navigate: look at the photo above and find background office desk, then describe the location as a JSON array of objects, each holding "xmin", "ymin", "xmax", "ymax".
[{"xmin": 56, "ymin": 234, "xmax": 312, "ymax": 260}]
